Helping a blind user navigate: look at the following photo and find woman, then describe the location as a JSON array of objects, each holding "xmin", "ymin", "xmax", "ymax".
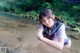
[{"xmin": 37, "ymin": 8, "xmax": 71, "ymax": 50}]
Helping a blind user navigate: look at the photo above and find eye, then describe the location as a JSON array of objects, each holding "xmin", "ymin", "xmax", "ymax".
[
  {"xmin": 47, "ymin": 17, "xmax": 50, "ymax": 19},
  {"xmin": 47, "ymin": 17, "xmax": 51, "ymax": 20},
  {"xmin": 41, "ymin": 20, "xmax": 45, "ymax": 23},
  {"xmin": 41, "ymin": 20, "xmax": 45, "ymax": 22}
]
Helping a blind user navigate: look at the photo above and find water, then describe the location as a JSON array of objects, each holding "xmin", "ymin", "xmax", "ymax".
[{"xmin": 0, "ymin": 12, "xmax": 80, "ymax": 53}]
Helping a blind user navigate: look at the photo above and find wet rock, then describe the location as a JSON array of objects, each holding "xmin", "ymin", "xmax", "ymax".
[
  {"xmin": 65, "ymin": 25, "xmax": 71, "ymax": 29},
  {"xmin": 75, "ymin": 23, "xmax": 80, "ymax": 26},
  {"xmin": 71, "ymin": 27, "xmax": 80, "ymax": 33},
  {"xmin": 69, "ymin": 35, "xmax": 79, "ymax": 40}
]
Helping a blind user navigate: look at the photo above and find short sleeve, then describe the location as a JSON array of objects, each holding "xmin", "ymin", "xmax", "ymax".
[
  {"xmin": 56, "ymin": 24, "xmax": 68, "ymax": 39},
  {"xmin": 39, "ymin": 24, "xmax": 44, "ymax": 30}
]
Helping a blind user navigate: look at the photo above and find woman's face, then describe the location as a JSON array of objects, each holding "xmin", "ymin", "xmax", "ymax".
[{"xmin": 41, "ymin": 15, "xmax": 55, "ymax": 28}]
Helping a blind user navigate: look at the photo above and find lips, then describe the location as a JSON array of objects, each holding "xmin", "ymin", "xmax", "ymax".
[
  {"xmin": 46, "ymin": 24, "xmax": 51, "ymax": 27},
  {"xmin": 46, "ymin": 23, "xmax": 49, "ymax": 26}
]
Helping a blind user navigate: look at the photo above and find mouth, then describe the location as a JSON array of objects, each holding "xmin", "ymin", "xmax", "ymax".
[
  {"xmin": 46, "ymin": 24, "xmax": 50, "ymax": 27},
  {"xmin": 46, "ymin": 24, "xmax": 49, "ymax": 26}
]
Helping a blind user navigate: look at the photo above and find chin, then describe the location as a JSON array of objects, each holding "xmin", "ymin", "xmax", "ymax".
[
  {"xmin": 47, "ymin": 26, "xmax": 51, "ymax": 28},
  {"xmin": 46, "ymin": 25, "xmax": 52, "ymax": 28}
]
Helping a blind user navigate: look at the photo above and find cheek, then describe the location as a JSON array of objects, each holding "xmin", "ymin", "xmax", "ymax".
[{"xmin": 49, "ymin": 20, "xmax": 54, "ymax": 25}]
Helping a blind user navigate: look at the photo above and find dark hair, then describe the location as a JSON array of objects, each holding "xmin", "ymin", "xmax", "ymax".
[
  {"xmin": 39, "ymin": 8, "xmax": 54, "ymax": 21},
  {"xmin": 39, "ymin": 8, "xmax": 62, "ymax": 23}
]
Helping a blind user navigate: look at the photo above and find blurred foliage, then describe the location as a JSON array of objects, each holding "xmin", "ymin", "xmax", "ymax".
[
  {"xmin": 39, "ymin": 2, "xmax": 52, "ymax": 10},
  {"xmin": 25, "ymin": 10, "xmax": 39, "ymax": 19},
  {"xmin": 0, "ymin": 0, "xmax": 80, "ymax": 26},
  {"xmin": 14, "ymin": 8, "xmax": 25, "ymax": 14}
]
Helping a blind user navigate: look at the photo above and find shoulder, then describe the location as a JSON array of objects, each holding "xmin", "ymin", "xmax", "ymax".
[
  {"xmin": 58, "ymin": 23, "xmax": 65, "ymax": 31},
  {"xmin": 38, "ymin": 24, "xmax": 44, "ymax": 32},
  {"xmin": 55, "ymin": 23, "xmax": 67, "ymax": 38},
  {"xmin": 55, "ymin": 23, "xmax": 66, "ymax": 34},
  {"xmin": 39, "ymin": 24, "xmax": 44, "ymax": 30}
]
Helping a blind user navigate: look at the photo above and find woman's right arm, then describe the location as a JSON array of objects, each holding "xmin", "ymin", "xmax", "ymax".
[{"xmin": 37, "ymin": 29, "xmax": 44, "ymax": 40}]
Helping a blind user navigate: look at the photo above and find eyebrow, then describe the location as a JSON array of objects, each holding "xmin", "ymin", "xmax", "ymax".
[{"xmin": 41, "ymin": 19, "xmax": 45, "ymax": 22}]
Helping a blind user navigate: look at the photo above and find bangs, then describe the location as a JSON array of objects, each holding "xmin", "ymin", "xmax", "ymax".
[{"xmin": 39, "ymin": 8, "xmax": 54, "ymax": 21}]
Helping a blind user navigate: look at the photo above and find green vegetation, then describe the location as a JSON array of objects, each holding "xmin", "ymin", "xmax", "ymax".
[{"xmin": 0, "ymin": 0, "xmax": 80, "ymax": 27}]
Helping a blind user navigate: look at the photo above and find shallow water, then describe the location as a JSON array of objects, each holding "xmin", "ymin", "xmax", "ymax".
[{"xmin": 0, "ymin": 13, "xmax": 80, "ymax": 53}]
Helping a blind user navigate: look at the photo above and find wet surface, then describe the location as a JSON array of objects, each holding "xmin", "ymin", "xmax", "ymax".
[{"xmin": 0, "ymin": 13, "xmax": 80, "ymax": 53}]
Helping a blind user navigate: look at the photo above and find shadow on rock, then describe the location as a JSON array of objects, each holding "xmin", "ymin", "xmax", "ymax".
[{"xmin": 69, "ymin": 35, "xmax": 80, "ymax": 40}]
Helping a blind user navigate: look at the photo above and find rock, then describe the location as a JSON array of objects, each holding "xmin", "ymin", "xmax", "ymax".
[
  {"xmin": 75, "ymin": 23, "xmax": 80, "ymax": 26},
  {"xmin": 71, "ymin": 27, "xmax": 80, "ymax": 32},
  {"xmin": 69, "ymin": 35, "xmax": 80, "ymax": 40},
  {"xmin": 65, "ymin": 25, "xmax": 71, "ymax": 29}
]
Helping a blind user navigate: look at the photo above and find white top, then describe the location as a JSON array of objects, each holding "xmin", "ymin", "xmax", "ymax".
[
  {"xmin": 39, "ymin": 24, "xmax": 69, "ymax": 44},
  {"xmin": 52, "ymin": 24, "xmax": 68, "ymax": 42}
]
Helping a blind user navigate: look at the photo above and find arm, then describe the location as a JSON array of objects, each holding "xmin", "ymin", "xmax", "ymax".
[{"xmin": 37, "ymin": 29, "xmax": 64, "ymax": 50}]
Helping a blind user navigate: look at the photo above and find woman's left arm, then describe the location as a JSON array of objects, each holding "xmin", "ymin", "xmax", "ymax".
[
  {"xmin": 37, "ymin": 24, "xmax": 66, "ymax": 50},
  {"xmin": 40, "ymin": 36, "xmax": 64, "ymax": 50},
  {"xmin": 38, "ymin": 24, "xmax": 66, "ymax": 50}
]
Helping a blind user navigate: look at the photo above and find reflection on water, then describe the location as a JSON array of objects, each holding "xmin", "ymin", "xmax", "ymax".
[{"xmin": 0, "ymin": 13, "xmax": 80, "ymax": 53}]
